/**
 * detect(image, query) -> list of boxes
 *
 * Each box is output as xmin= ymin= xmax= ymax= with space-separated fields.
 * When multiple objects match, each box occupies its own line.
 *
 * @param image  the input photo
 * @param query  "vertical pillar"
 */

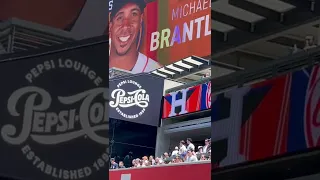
xmin=155 ymin=127 xmax=170 ymax=157
xmin=317 ymin=21 xmax=320 ymax=46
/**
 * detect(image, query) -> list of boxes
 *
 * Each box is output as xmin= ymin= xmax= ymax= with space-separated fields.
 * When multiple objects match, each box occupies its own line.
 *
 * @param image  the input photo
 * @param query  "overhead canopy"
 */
xmin=0 ymin=18 xmax=73 ymax=54
xmin=151 ymin=56 xmax=211 ymax=80
xmin=211 ymin=46 xmax=320 ymax=93
xmin=211 ymin=0 xmax=320 ymax=54
xmin=210 ymin=59 xmax=244 ymax=79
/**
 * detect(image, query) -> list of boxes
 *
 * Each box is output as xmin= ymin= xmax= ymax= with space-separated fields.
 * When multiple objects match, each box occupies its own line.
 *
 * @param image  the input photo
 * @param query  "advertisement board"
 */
xmin=109 ymin=74 xmax=164 ymax=126
xmin=0 ymin=38 xmax=109 ymax=180
xmin=109 ymin=0 xmax=211 ymax=73
xmin=211 ymin=65 xmax=320 ymax=168
xmin=110 ymin=162 xmax=210 ymax=180
xmin=163 ymin=81 xmax=211 ymax=118
xmin=0 ymin=0 xmax=210 ymax=73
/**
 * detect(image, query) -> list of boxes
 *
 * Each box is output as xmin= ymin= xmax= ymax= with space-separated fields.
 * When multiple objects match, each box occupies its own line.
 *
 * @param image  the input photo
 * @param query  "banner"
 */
xmin=110 ymin=162 xmax=210 ymax=180
xmin=211 ymin=65 xmax=320 ymax=168
xmin=109 ymin=74 xmax=164 ymax=126
xmin=163 ymin=81 xmax=211 ymax=118
xmin=0 ymin=0 xmax=210 ymax=73
xmin=0 ymin=39 xmax=109 ymax=180
xmin=109 ymin=0 xmax=211 ymax=73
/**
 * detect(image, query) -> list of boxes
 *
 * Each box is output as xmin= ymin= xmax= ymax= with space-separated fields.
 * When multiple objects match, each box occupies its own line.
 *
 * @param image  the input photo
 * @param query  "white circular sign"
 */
xmin=110 ymin=80 xmax=150 ymax=119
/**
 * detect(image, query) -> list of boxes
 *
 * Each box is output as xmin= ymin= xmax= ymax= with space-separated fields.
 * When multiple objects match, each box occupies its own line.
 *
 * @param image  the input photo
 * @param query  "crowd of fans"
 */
xmin=110 ymin=138 xmax=211 ymax=169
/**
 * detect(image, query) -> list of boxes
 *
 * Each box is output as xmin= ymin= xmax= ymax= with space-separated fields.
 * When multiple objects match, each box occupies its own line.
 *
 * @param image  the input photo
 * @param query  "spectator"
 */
xmin=119 ymin=161 xmax=126 ymax=168
xmin=304 ymin=35 xmax=317 ymax=50
xmin=203 ymin=138 xmax=210 ymax=153
xmin=163 ymin=152 xmax=170 ymax=163
xmin=141 ymin=156 xmax=149 ymax=167
xmin=149 ymin=155 xmax=155 ymax=165
xmin=110 ymin=137 xmax=211 ymax=168
xmin=186 ymin=138 xmax=195 ymax=151
xmin=200 ymin=154 xmax=206 ymax=161
xmin=179 ymin=140 xmax=187 ymax=157
xmin=110 ymin=158 xmax=118 ymax=169
xmin=155 ymin=157 xmax=163 ymax=165
xmin=171 ymin=146 xmax=179 ymax=157
xmin=202 ymin=72 xmax=211 ymax=79
xmin=185 ymin=150 xmax=198 ymax=163
xmin=134 ymin=158 xmax=141 ymax=168
xmin=123 ymin=151 xmax=133 ymax=168
xmin=174 ymin=156 xmax=183 ymax=163
xmin=142 ymin=156 xmax=148 ymax=163
xmin=197 ymin=146 xmax=203 ymax=154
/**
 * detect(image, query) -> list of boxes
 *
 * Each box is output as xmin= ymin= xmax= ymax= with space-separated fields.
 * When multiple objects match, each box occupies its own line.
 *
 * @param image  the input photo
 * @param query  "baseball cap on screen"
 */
xmin=110 ymin=0 xmax=146 ymax=20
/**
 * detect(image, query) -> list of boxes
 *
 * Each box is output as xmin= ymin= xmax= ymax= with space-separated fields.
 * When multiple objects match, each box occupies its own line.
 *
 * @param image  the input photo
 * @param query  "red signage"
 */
xmin=110 ymin=162 xmax=210 ymax=180
xmin=162 ymin=82 xmax=211 ymax=118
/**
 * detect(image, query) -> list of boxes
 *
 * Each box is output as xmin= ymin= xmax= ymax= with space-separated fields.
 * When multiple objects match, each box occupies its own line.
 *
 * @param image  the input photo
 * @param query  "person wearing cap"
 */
xmin=197 ymin=146 xmax=203 ymax=154
xmin=109 ymin=0 xmax=161 ymax=73
xmin=171 ymin=146 xmax=179 ymax=157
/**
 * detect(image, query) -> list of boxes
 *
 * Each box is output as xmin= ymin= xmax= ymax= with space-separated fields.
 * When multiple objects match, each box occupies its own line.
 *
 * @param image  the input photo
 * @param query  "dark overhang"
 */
xmin=0 ymin=18 xmax=74 ymax=54
xmin=211 ymin=46 xmax=320 ymax=94
xmin=211 ymin=59 xmax=244 ymax=79
xmin=212 ymin=0 xmax=320 ymax=55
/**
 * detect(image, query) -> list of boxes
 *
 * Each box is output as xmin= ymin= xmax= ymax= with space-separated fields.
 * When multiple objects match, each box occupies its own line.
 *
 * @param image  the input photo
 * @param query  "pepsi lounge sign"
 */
xmin=109 ymin=74 xmax=164 ymax=126
xmin=0 ymin=39 xmax=109 ymax=180
xmin=110 ymin=79 xmax=150 ymax=119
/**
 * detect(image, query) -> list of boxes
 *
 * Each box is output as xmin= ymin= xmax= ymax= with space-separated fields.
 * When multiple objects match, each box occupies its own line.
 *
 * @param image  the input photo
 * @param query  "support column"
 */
xmin=317 ymin=21 xmax=320 ymax=46
xmin=155 ymin=127 xmax=170 ymax=157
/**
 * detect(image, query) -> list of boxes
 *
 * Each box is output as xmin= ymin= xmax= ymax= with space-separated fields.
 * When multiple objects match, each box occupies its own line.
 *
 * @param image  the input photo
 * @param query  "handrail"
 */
xmin=211 ymin=46 xmax=320 ymax=94
xmin=109 ymin=160 xmax=210 ymax=171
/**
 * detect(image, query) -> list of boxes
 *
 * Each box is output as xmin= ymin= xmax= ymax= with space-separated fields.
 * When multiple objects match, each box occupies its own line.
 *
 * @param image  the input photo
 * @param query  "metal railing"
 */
xmin=109 ymin=160 xmax=210 ymax=171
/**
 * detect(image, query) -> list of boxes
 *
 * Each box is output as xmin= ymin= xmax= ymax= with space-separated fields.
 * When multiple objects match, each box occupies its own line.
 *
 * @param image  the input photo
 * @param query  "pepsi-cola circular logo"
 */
xmin=109 ymin=80 xmax=150 ymax=119
xmin=0 ymin=58 xmax=109 ymax=179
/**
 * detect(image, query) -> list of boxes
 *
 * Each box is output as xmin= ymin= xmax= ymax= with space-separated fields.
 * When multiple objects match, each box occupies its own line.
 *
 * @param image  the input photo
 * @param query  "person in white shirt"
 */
xmin=109 ymin=0 xmax=161 ymax=73
xmin=185 ymin=150 xmax=198 ymax=163
xmin=186 ymin=138 xmax=195 ymax=151
xmin=171 ymin=146 xmax=179 ymax=157
xmin=179 ymin=140 xmax=187 ymax=156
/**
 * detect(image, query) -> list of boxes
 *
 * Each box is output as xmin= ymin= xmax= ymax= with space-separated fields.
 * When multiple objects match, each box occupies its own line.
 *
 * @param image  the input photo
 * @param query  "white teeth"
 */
xmin=119 ymin=36 xmax=130 ymax=42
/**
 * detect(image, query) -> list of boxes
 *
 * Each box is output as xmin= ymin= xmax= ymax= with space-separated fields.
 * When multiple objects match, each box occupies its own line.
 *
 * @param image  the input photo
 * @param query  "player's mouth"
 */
xmin=118 ymin=35 xmax=131 ymax=42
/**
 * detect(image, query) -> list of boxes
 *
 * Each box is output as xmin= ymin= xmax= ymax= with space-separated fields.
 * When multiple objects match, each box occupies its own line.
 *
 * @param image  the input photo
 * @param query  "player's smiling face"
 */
xmin=111 ymin=3 xmax=142 ymax=56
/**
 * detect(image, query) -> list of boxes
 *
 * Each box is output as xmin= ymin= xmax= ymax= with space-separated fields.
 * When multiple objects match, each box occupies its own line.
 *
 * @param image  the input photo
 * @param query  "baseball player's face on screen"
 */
xmin=110 ymin=3 xmax=142 ymax=56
